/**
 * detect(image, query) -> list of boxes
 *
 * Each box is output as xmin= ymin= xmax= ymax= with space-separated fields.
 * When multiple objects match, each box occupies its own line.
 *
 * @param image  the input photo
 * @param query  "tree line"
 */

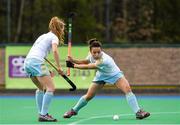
xmin=0 ymin=0 xmax=180 ymax=44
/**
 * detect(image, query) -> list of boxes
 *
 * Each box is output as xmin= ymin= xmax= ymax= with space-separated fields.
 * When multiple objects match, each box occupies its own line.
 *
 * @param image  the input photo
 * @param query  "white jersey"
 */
xmin=86 ymin=51 xmax=121 ymax=78
xmin=26 ymin=32 xmax=59 ymax=61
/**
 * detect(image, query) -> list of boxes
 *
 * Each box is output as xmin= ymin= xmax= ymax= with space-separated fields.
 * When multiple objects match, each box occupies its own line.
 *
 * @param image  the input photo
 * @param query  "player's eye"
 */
xmin=94 ymin=52 xmax=99 ymax=55
xmin=96 ymin=51 xmax=100 ymax=54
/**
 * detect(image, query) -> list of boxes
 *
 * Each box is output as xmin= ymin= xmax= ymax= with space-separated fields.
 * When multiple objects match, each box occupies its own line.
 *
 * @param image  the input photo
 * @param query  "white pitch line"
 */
xmin=67 ymin=111 xmax=180 ymax=125
xmin=67 ymin=113 xmax=133 ymax=125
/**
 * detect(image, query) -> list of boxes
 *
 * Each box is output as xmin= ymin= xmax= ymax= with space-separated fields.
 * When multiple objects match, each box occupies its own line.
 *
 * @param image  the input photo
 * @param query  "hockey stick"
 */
xmin=67 ymin=12 xmax=76 ymax=76
xmin=45 ymin=58 xmax=76 ymax=91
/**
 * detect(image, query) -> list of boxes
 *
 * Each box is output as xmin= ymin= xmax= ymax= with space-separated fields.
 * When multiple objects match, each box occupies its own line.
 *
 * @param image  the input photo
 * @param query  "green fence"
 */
xmin=5 ymin=46 xmax=95 ymax=89
xmin=4 ymin=44 xmax=180 ymax=90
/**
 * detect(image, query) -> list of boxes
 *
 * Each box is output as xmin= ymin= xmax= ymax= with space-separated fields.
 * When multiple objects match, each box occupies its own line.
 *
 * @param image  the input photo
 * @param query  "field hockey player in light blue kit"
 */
xmin=64 ymin=38 xmax=150 ymax=120
xmin=24 ymin=16 xmax=65 ymax=122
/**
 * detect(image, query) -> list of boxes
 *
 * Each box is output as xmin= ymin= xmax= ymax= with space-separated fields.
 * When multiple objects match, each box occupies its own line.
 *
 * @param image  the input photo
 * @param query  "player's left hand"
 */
xmin=66 ymin=60 xmax=75 ymax=68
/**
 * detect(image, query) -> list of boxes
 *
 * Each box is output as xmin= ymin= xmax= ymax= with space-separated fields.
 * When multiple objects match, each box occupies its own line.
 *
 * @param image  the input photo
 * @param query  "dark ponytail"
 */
xmin=87 ymin=38 xmax=102 ymax=50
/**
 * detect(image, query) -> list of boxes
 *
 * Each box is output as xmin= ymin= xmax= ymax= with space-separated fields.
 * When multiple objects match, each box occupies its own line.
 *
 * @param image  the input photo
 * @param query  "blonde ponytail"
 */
xmin=49 ymin=16 xmax=65 ymax=45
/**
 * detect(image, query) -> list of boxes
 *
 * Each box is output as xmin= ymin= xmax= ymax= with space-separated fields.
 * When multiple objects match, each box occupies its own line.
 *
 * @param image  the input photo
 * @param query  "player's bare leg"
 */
xmin=115 ymin=76 xmax=150 ymax=119
xmin=31 ymin=76 xmax=44 ymax=90
xmin=63 ymin=83 xmax=104 ymax=118
xmin=31 ymin=77 xmax=45 ymax=115
xmin=36 ymin=76 xmax=57 ymax=122
xmin=84 ymin=82 xmax=105 ymax=101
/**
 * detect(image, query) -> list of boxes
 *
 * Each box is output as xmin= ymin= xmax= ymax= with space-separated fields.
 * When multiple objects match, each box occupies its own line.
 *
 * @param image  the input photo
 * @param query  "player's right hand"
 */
xmin=49 ymin=70 xmax=55 ymax=77
xmin=57 ymin=67 xmax=64 ymax=75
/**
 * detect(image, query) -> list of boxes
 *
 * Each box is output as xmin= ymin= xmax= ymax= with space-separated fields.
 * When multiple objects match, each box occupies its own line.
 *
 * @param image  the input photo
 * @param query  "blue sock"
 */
xmin=35 ymin=90 xmax=44 ymax=114
xmin=73 ymin=96 xmax=88 ymax=113
xmin=126 ymin=92 xmax=140 ymax=113
xmin=41 ymin=91 xmax=53 ymax=115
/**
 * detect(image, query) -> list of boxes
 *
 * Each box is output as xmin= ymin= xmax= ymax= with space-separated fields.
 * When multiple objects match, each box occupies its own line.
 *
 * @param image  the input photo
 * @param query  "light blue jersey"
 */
xmin=24 ymin=32 xmax=59 ymax=77
xmin=86 ymin=52 xmax=124 ymax=84
xmin=26 ymin=32 xmax=59 ymax=61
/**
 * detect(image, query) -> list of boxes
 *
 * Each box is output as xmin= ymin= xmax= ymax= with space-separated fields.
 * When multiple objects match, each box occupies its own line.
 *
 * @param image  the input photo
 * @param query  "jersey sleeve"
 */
xmin=51 ymin=35 xmax=59 ymax=45
xmin=95 ymin=58 xmax=106 ymax=70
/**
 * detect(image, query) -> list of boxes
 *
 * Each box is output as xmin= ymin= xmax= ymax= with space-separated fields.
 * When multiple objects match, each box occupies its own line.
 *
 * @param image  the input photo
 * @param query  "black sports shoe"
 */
xmin=136 ymin=109 xmax=150 ymax=119
xmin=63 ymin=109 xmax=77 ymax=118
xmin=38 ymin=113 xmax=57 ymax=122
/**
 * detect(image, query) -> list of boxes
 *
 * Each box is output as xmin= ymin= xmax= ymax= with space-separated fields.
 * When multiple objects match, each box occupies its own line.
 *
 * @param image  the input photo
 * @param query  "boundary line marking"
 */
xmin=67 ymin=111 xmax=180 ymax=125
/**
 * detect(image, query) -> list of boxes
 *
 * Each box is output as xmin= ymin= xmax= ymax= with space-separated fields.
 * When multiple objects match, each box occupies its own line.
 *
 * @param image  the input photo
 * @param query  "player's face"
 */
xmin=90 ymin=47 xmax=102 ymax=60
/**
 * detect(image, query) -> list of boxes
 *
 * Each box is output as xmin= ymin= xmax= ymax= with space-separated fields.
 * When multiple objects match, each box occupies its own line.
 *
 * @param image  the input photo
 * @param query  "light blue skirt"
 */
xmin=24 ymin=58 xmax=50 ymax=77
xmin=93 ymin=71 xmax=124 ymax=85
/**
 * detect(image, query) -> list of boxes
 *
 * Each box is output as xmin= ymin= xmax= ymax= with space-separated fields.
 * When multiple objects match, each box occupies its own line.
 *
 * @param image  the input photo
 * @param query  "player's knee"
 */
xmin=37 ymin=87 xmax=44 ymax=91
xmin=127 ymin=85 xmax=132 ymax=91
xmin=46 ymin=87 xmax=55 ymax=92
xmin=123 ymin=85 xmax=132 ymax=94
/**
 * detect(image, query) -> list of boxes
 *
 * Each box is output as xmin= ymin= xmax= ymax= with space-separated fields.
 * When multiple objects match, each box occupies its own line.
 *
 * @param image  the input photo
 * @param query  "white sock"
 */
xmin=35 ymin=90 xmax=44 ymax=114
xmin=126 ymin=92 xmax=140 ymax=113
xmin=41 ymin=91 xmax=53 ymax=115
